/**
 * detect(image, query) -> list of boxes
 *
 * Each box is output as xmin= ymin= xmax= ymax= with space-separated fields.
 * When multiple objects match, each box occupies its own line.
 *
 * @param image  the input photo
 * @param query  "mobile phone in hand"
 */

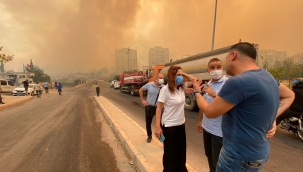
xmin=160 ymin=133 xmax=165 ymax=142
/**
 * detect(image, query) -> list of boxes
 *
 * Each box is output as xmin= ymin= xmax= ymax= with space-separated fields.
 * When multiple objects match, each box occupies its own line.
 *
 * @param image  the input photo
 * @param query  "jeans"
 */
xmin=203 ymin=129 xmax=223 ymax=172
xmin=162 ymin=123 xmax=187 ymax=172
xmin=216 ymin=147 xmax=269 ymax=172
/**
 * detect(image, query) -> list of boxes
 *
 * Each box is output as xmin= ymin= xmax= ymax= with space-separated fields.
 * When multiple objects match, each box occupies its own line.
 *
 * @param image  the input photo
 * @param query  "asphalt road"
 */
xmin=0 ymin=84 xmax=136 ymax=172
xmin=1 ymin=81 xmax=302 ymax=172
xmin=99 ymin=80 xmax=303 ymax=172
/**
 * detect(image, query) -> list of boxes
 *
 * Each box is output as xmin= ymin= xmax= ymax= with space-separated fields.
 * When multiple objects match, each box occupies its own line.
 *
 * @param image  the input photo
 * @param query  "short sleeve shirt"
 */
xmin=23 ymin=81 xmax=29 ymax=87
xmin=202 ymin=75 xmax=228 ymax=137
xmin=142 ymin=82 xmax=162 ymax=106
xmin=34 ymin=84 xmax=41 ymax=90
xmin=219 ymin=70 xmax=279 ymax=160
xmin=158 ymin=85 xmax=185 ymax=127
xmin=43 ymin=82 xmax=49 ymax=88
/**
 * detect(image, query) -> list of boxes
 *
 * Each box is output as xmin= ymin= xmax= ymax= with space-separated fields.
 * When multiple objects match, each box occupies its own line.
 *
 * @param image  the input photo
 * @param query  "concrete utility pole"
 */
xmin=127 ymin=48 xmax=130 ymax=71
xmin=211 ymin=0 xmax=218 ymax=51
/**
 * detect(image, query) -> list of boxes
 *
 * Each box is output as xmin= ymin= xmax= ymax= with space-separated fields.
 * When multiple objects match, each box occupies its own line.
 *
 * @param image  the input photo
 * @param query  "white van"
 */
xmin=0 ymin=79 xmax=15 ymax=93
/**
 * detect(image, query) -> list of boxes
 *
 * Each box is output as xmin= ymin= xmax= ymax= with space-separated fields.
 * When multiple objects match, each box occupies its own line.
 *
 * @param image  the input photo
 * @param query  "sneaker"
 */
xmin=147 ymin=136 xmax=152 ymax=143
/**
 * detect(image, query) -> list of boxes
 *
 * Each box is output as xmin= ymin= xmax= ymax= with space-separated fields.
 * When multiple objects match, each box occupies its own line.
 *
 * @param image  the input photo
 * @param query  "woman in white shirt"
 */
xmin=155 ymin=66 xmax=187 ymax=172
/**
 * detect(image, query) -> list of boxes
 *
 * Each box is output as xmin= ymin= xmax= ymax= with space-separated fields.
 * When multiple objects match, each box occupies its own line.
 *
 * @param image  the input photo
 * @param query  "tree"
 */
xmin=30 ymin=67 xmax=51 ymax=82
xmin=0 ymin=46 xmax=14 ymax=63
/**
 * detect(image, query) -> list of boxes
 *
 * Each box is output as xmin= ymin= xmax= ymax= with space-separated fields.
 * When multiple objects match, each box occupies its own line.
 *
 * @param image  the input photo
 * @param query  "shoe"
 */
xmin=147 ymin=136 xmax=152 ymax=143
xmin=0 ymin=102 xmax=5 ymax=104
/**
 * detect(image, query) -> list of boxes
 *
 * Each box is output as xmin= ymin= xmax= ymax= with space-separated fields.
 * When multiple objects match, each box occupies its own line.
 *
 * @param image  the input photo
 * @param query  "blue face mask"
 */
xmin=176 ymin=76 xmax=183 ymax=85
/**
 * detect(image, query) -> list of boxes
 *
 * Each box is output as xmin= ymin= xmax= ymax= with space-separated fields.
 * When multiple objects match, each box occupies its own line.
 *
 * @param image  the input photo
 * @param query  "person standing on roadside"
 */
xmin=22 ymin=79 xmax=29 ymax=96
xmin=57 ymin=83 xmax=62 ymax=95
xmin=139 ymin=73 xmax=164 ymax=143
xmin=43 ymin=81 xmax=49 ymax=94
xmin=34 ymin=82 xmax=42 ymax=98
xmin=184 ymin=58 xmax=228 ymax=172
xmin=192 ymin=42 xmax=295 ymax=171
xmin=0 ymin=85 xmax=4 ymax=104
xmin=155 ymin=66 xmax=188 ymax=172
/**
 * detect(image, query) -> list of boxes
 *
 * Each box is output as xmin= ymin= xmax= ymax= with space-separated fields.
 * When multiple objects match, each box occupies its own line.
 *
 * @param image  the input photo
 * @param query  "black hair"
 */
xmin=230 ymin=42 xmax=257 ymax=60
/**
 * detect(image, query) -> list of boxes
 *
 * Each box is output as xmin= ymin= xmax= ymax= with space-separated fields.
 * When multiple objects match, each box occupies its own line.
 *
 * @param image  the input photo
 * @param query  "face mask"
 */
xmin=158 ymin=79 xmax=164 ymax=84
xmin=176 ymin=76 xmax=183 ymax=85
xmin=210 ymin=70 xmax=223 ymax=80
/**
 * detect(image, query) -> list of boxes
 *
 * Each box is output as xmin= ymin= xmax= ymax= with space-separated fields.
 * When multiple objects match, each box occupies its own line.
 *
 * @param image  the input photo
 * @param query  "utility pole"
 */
xmin=211 ymin=0 xmax=218 ymax=51
xmin=127 ymin=48 xmax=130 ymax=71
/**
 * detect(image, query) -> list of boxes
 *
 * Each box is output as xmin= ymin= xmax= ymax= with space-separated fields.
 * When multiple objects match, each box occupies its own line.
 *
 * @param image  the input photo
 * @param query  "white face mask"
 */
xmin=158 ymin=79 xmax=164 ymax=84
xmin=209 ymin=70 xmax=223 ymax=80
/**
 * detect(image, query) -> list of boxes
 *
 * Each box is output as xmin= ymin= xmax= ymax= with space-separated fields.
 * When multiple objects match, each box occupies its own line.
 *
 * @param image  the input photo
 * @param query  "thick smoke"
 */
xmin=1 ymin=0 xmax=302 ymax=75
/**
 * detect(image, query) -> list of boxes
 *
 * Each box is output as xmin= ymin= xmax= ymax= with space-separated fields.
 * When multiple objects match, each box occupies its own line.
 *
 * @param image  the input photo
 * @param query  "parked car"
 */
xmin=12 ymin=84 xmax=43 ymax=96
xmin=113 ymin=81 xmax=120 ymax=89
xmin=0 ymin=79 xmax=15 ymax=93
xmin=110 ymin=80 xmax=118 ymax=88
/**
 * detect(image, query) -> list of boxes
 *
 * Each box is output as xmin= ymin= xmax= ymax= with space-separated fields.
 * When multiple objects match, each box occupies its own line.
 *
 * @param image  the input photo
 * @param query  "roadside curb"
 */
xmin=0 ymin=96 xmax=33 ymax=111
xmin=95 ymin=96 xmax=157 ymax=172
xmin=94 ymin=96 xmax=197 ymax=172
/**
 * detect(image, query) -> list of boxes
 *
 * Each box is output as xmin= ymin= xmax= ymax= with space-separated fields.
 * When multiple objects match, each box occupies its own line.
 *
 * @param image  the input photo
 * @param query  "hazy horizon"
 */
xmin=1 ymin=0 xmax=302 ymax=76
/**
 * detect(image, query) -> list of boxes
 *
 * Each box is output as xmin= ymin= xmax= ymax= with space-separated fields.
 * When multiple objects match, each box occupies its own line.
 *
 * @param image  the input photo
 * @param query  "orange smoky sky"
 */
xmin=1 ymin=0 xmax=302 ymax=76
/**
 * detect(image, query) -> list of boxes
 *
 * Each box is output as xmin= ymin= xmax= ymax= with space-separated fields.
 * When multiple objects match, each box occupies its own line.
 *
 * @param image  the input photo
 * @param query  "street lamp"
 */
xmin=211 ymin=0 xmax=218 ymax=51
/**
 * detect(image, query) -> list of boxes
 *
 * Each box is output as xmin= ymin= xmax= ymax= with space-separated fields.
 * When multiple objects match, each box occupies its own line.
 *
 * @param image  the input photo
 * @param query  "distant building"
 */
xmin=115 ymin=48 xmax=137 ymax=74
xmin=0 ymin=72 xmax=33 ymax=85
xmin=149 ymin=46 xmax=169 ymax=67
xmin=259 ymin=50 xmax=287 ymax=67
xmin=282 ymin=53 xmax=303 ymax=64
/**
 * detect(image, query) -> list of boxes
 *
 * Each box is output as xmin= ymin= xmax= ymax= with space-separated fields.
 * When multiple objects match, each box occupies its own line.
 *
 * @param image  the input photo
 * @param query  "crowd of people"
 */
xmin=21 ymin=79 xmax=63 ymax=98
xmin=139 ymin=42 xmax=298 ymax=172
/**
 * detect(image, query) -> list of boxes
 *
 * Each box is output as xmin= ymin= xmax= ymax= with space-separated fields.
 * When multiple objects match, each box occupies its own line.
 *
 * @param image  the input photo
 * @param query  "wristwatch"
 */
xmin=192 ymin=90 xmax=201 ymax=96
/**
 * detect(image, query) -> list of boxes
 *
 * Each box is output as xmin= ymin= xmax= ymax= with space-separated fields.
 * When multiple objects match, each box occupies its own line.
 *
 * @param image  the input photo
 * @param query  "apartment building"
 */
xmin=115 ymin=48 xmax=138 ymax=74
xmin=149 ymin=46 xmax=169 ymax=67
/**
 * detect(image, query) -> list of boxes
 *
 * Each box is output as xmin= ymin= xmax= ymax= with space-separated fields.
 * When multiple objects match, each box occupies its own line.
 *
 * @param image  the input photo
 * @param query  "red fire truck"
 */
xmin=119 ymin=65 xmax=165 ymax=96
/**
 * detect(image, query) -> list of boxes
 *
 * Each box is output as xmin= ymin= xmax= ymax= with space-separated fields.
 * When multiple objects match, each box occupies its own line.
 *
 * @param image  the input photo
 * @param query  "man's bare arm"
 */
xmin=195 ymin=94 xmax=234 ymax=118
xmin=266 ymin=83 xmax=294 ymax=138
xmin=276 ymin=83 xmax=295 ymax=117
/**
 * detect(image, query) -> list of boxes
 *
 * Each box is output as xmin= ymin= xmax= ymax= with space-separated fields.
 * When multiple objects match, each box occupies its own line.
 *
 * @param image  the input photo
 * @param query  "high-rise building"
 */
xmin=149 ymin=46 xmax=169 ymax=67
xmin=259 ymin=50 xmax=287 ymax=67
xmin=279 ymin=53 xmax=303 ymax=64
xmin=115 ymin=48 xmax=137 ymax=73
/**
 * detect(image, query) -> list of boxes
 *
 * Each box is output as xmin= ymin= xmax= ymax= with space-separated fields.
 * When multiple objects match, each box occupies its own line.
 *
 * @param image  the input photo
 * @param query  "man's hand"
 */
xmin=192 ymin=79 xmax=204 ymax=91
xmin=155 ymin=127 xmax=163 ymax=139
xmin=266 ymin=121 xmax=277 ymax=138
xmin=184 ymin=88 xmax=194 ymax=94
xmin=197 ymin=121 xmax=203 ymax=133
xmin=203 ymin=83 xmax=216 ymax=97
xmin=141 ymin=99 xmax=149 ymax=106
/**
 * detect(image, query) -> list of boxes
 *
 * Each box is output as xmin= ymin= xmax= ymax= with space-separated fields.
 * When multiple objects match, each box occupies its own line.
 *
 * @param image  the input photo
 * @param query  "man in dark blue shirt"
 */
xmin=192 ymin=42 xmax=295 ymax=171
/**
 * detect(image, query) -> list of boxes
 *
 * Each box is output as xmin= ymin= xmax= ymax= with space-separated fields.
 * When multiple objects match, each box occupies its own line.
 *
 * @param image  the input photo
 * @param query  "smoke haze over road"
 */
xmin=1 ymin=0 xmax=302 ymax=75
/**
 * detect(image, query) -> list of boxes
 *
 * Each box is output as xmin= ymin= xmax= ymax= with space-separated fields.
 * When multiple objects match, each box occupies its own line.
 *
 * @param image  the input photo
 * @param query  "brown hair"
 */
xmin=167 ymin=66 xmax=182 ymax=93
xmin=208 ymin=58 xmax=223 ymax=66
